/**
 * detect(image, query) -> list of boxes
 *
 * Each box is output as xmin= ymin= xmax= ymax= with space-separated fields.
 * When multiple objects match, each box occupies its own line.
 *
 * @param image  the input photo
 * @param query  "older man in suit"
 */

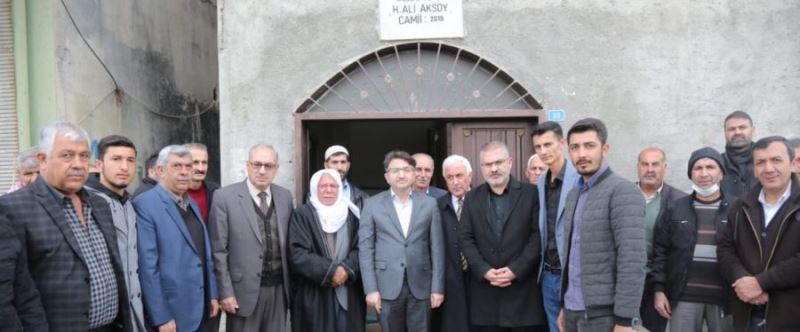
xmin=460 ymin=141 xmax=545 ymax=332
xmin=209 ymin=144 xmax=294 ymax=331
xmin=0 ymin=122 xmax=132 ymax=332
xmin=433 ymin=154 xmax=473 ymax=332
xmin=134 ymin=145 xmax=219 ymax=332
xmin=359 ymin=150 xmax=445 ymax=332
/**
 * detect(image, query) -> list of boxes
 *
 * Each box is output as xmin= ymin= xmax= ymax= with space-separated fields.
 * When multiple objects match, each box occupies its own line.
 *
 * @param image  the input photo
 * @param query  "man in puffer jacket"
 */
xmin=557 ymin=118 xmax=647 ymax=332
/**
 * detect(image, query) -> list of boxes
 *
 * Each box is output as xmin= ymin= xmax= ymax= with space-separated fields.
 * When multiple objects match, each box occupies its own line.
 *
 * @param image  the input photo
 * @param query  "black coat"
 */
xmin=432 ymin=194 xmax=470 ymax=332
xmin=288 ymin=204 xmax=365 ymax=332
xmin=350 ymin=184 xmax=370 ymax=211
xmin=718 ymin=178 xmax=800 ymax=331
xmin=0 ymin=213 xmax=47 ymax=332
xmin=0 ymin=177 xmax=132 ymax=332
xmin=651 ymin=193 xmax=734 ymax=305
xmin=459 ymin=178 xmax=545 ymax=327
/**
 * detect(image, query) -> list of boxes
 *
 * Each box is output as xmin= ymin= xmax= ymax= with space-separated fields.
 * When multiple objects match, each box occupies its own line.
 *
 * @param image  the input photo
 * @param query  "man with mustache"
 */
xmin=135 ymin=145 xmax=220 ymax=332
xmin=186 ymin=143 xmax=220 ymax=223
xmin=525 ymin=154 xmax=547 ymax=185
xmin=133 ymin=153 xmax=160 ymax=198
xmin=0 ymin=122 xmax=132 ymax=331
xmin=324 ymin=145 xmax=370 ymax=210
xmin=636 ymin=147 xmax=687 ymax=331
xmin=720 ymin=111 xmax=757 ymax=198
xmin=413 ymin=153 xmax=448 ymax=199
xmin=87 ymin=135 xmax=146 ymax=331
xmin=6 ymin=148 xmax=39 ymax=194
xmin=557 ymin=118 xmax=646 ymax=332
xmin=460 ymin=141 xmax=545 ymax=331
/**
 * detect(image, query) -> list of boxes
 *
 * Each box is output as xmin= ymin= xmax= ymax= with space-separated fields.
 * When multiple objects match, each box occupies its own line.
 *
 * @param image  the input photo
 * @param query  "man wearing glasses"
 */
xmin=460 ymin=141 xmax=545 ymax=331
xmin=207 ymin=144 xmax=294 ymax=331
xmin=359 ymin=150 xmax=445 ymax=332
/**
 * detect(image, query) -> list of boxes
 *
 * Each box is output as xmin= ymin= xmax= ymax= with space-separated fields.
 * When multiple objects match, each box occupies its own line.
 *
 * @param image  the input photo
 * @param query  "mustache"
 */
xmin=67 ymin=170 xmax=87 ymax=177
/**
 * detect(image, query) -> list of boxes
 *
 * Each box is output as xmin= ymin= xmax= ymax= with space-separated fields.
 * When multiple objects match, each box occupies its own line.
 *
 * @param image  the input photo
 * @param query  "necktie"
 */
xmin=258 ymin=192 xmax=269 ymax=216
xmin=456 ymin=198 xmax=464 ymax=221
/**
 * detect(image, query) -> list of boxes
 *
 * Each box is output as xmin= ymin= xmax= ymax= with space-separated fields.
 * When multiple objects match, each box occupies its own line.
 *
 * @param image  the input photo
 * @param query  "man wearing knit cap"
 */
xmin=720 ymin=111 xmax=757 ymax=198
xmin=324 ymin=145 xmax=370 ymax=210
xmin=651 ymin=147 xmax=734 ymax=332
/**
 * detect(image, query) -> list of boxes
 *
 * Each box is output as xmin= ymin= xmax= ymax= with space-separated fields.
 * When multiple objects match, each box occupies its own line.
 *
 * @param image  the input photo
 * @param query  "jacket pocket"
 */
xmin=231 ymin=272 xmax=243 ymax=282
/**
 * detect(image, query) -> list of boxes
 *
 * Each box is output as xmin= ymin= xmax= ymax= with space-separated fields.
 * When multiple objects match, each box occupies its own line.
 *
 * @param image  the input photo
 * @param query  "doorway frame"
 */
xmin=293 ymin=109 xmax=545 ymax=198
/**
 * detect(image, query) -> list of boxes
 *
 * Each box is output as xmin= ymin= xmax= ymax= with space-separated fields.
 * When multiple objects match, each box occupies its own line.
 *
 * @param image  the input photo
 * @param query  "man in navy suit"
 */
xmin=135 ymin=145 xmax=219 ymax=332
xmin=413 ymin=153 xmax=448 ymax=199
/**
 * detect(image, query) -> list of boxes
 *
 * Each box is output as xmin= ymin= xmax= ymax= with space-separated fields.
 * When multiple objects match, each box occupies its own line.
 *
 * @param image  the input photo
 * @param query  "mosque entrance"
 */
xmin=294 ymin=42 xmax=543 ymax=198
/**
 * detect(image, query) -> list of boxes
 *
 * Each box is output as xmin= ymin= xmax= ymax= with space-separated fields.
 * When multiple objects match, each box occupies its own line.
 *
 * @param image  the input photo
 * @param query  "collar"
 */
xmin=246 ymin=178 xmax=272 ymax=200
xmin=758 ymin=183 xmax=792 ymax=207
xmin=44 ymin=181 xmax=90 ymax=203
xmin=390 ymin=188 xmax=413 ymax=202
xmin=87 ymin=175 xmax=130 ymax=204
xmin=579 ymin=164 xmax=609 ymax=190
xmin=160 ymin=183 xmax=189 ymax=207
xmin=451 ymin=194 xmax=464 ymax=209
xmin=637 ymin=182 xmax=663 ymax=201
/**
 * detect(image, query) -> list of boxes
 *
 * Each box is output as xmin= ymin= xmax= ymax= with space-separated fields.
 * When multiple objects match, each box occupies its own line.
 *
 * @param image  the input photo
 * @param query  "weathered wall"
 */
xmin=53 ymin=0 xmax=219 ymax=183
xmin=219 ymin=0 xmax=800 ymax=193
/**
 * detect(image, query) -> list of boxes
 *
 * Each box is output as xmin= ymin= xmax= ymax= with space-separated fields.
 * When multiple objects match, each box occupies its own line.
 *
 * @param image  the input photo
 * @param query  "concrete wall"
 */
xmin=50 ymin=0 xmax=219 ymax=183
xmin=219 ymin=0 xmax=800 ymax=194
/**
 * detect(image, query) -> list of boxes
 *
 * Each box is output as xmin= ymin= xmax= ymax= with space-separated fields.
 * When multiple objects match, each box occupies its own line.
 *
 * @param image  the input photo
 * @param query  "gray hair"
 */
xmin=248 ymin=143 xmax=279 ymax=161
xmin=157 ymin=145 xmax=193 ymax=167
xmin=442 ymin=154 xmax=472 ymax=175
xmin=39 ymin=121 xmax=91 ymax=156
xmin=17 ymin=147 xmax=40 ymax=170
xmin=526 ymin=154 xmax=540 ymax=168
xmin=184 ymin=142 xmax=208 ymax=152
xmin=480 ymin=141 xmax=510 ymax=157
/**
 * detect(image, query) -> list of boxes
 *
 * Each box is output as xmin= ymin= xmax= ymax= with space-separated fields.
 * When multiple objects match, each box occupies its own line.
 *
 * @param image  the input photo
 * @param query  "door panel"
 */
xmin=449 ymin=121 xmax=536 ymax=187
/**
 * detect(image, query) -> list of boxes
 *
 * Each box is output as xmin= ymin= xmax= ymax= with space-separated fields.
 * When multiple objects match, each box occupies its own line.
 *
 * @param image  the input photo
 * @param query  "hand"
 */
xmin=654 ymin=291 xmax=671 ymax=319
xmin=750 ymin=292 xmax=769 ymax=305
xmin=158 ymin=320 xmax=176 ymax=332
xmin=366 ymin=292 xmax=382 ymax=314
xmin=430 ymin=293 xmax=444 ymax=308
xmin=733 ymin=276 xmax=763 ymax=302
xmin=612 ymin=325 xmax=632 ymax=332
xmin=209 ymin=299 xmax=220 ymax=318
xmin=220 ymin=296 xmax=239 ymax=314
xmin=557 ymin=309 xmax=565 ymax=332
xmin=331 ymin=266 xmax=349 ymax=288
xmin=484 ymin=268 xmax=513 ymax=287
xmin=495 ymin=267 xmax=516 ymax=284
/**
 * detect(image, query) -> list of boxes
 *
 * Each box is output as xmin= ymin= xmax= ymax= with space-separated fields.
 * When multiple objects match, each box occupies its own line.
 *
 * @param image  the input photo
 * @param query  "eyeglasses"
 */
xmin=386 ymin=166 xmax=414 ymax=174
xmin=480 ymin=158 xmax=508 ymax=168
xmin=249 ymin=161 xmax=278 ymax=171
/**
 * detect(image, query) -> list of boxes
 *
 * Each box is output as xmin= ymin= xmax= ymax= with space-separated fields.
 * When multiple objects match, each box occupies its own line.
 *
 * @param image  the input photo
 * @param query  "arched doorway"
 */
xmin=294 ymin=42 xmax=544 ymax=198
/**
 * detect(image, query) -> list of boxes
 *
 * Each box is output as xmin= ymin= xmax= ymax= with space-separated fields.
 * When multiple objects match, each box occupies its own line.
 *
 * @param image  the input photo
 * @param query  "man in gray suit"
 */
xmin=208 ymin=144 xmax=294 ymax=331
xmin=359 ymin=150 xmax=445 ymax=332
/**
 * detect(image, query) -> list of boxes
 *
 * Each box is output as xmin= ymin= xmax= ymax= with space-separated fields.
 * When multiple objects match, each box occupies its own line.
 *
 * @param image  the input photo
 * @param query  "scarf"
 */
xmin=309 ymin=169 xmax=360 ymax=233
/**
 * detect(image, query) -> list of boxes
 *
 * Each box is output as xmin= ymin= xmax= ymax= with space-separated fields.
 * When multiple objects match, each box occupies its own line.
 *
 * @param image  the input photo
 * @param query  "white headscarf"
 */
xmin=309 ymin=169 xmax=360 ymax=233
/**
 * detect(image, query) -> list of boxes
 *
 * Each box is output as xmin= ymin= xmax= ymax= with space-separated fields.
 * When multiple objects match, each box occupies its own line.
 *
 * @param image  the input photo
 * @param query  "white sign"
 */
xmin=379 ymin=0 xmax=464 ymax=41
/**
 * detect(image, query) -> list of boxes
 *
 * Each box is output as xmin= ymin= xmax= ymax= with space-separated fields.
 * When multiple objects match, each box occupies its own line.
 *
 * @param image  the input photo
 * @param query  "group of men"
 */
xmin=1 ymin=110 xmax=799 ymax=332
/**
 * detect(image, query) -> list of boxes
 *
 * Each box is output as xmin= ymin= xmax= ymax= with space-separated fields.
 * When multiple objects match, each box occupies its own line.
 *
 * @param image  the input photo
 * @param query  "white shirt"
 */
xmin=758 ymin=184 xmax=792 ymax=227
xmin=391 ymin=189 xmax=413 ymax=238
xmin=247 ymin=179 xmax=272 ymax=209
xmin=638 ymin=183 xmax=663 ymax=204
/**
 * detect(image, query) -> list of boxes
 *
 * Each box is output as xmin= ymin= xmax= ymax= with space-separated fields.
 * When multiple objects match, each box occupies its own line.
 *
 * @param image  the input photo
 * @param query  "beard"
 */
xmin=727 ymin=137 xmax=751 ymax=149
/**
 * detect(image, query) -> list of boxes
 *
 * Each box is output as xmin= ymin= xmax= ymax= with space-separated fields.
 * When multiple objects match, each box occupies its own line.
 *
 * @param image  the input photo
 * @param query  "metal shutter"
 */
xmin=0 ymin=0 xmax=19 ymax=192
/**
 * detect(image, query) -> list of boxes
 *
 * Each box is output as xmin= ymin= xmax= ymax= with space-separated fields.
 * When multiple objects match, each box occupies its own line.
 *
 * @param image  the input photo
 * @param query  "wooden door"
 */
xmin=448 ymin=121 xmax=536 ymax=187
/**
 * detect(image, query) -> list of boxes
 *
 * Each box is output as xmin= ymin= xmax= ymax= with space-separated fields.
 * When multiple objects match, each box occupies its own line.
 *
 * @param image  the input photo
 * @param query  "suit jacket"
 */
xmin=0 ymin=212 xmax=47 ymax=332
xmin=208 ymin=180 xmax=293 ymax=317
xmin=358 ymin=190 xmax=445 ymax=300
xmin=433 ymin=194 xmax=470 ymax=332
xmin=425 ymin=186 xmax=448 ymax=199
xmin=0 ymin=177 xmax=132 ymax=332
xmin=134 ymin=184 xmax=219 ymax=331
xmin=350 ymin=182 xmax=370 ymax=211
xmin=460 ymin=177 xmax=545 ymax=327
xmin=536 ymin=161 xmax=580 ymax=281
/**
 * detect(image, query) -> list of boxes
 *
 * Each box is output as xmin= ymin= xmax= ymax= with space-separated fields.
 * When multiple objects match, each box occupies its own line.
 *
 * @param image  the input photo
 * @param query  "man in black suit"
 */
xmin=460 ymin=141 xmax=545 ymax=332
xmin=0 ymin=212 xmax=47 ymax=331
xmin=0 ymin=122 xmax=131 ymax=332
xmin=434 ymin=154 xmax=474 ymax=332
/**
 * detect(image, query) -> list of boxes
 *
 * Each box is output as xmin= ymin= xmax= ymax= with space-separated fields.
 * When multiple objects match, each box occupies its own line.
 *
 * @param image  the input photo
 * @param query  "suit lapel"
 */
xmin=237 ymin=181 xmax=264 ymax=245
xmin=499 ymin=179 xmax=523 ymax=234
xmin=272 ymin=186 xmax=289 ymax=257
xmin=33 ymin=180 xmax=87 ymax=265
xmin=407 ymin=193 xmax=422 ymax=238
xmin=383 ymin=193 xmax=405 ymax=237
xmin=158 ymin=187 xmax=200 ymax=255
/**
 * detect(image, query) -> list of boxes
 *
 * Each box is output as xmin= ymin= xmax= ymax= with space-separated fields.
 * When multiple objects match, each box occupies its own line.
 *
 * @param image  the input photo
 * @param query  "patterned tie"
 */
xmin=456 ymin=197 xmax=468 ymax=271
xmin=258 ymin=192 xmax=269 ymax=216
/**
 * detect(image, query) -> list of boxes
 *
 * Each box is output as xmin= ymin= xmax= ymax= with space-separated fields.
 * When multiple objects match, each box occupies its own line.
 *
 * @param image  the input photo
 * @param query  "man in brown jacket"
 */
xmin=718 ymin=136 xmax=800 ymax=331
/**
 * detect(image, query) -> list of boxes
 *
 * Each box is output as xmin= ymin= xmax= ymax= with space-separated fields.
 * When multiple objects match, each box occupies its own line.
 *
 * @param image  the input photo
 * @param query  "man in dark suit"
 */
xmin=460 ymin=141 xmax=545 ymax=332
xmin=0 ymin=121 xmax=132 ymax=332
xmin=413 ymin=153 xmax=448 ymax=199
xmin=434 ymin=154 xmax=473 ymax=332
xmin=0 ymin=212 xmax=47 ymax=331
xmin=209 ymin=144 xmax=294 ymax=331
xmin=359 ymin=150 xmax=445 ymax=332
xmin=134 ymin=145 xmax=219 ymax=332
xmin=324 ymin=145 xmax=370 ymax=210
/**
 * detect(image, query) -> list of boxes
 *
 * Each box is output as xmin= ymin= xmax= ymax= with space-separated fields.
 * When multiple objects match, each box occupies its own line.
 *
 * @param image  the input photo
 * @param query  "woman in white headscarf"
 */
xmin=288 ymin=169 xmax=365 ymax=332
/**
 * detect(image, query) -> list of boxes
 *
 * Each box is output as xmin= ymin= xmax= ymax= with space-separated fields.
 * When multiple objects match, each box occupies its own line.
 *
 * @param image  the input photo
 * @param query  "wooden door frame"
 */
xmin=293 ymin=109 xmax=544 ymax=199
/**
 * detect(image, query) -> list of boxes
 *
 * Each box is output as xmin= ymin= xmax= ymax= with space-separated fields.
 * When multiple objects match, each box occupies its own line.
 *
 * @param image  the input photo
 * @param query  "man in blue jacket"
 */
xmin=135 ymin=145 xmax=219 ymax=332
